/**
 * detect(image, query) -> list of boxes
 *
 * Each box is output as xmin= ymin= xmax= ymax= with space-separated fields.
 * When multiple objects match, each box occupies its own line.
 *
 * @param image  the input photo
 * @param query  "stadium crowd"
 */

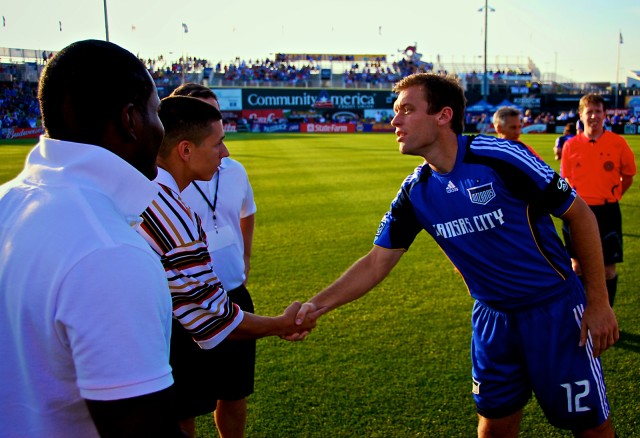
xmin=1 ymin=53 xmax=639 ymax=138
xmin=221 ymin=57 xmax=316 ymax=83
xmin=141 ymin=55 xmax=212 ymax=86
xmin=0 ymin=81 xmax=40 ymax=130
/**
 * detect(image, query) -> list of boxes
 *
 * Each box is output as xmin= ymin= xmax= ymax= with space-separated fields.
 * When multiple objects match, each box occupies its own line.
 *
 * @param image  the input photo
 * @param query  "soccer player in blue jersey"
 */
xmin=295 ymin=73 xmax=619 ymax=437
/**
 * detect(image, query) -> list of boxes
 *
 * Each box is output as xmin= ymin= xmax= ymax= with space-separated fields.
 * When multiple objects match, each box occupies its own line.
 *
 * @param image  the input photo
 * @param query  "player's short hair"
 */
xmin=171 ymin=83 xmax=218 ymax=101
xmin=393 ymin=73 xmax=466 ymax=134
xmin=38 ymin=39 xmax=154 ymax=144
xmin=157 ymin=96 xmax=223 ymax=158
xmin=492 ymin=106 xmax=521 ymax=128
xmin=578 ymin=93 xmax=606 ymax=114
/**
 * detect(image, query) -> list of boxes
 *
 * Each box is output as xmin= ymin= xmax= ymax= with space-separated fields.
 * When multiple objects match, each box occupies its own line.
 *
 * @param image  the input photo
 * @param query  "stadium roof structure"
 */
xmin=496 ymin=99 xmax=524 ymax=112
xmin=627 ymin=70 xmax=640 ymax=87
xmin=0 ymin=47 xmax=56 ymax=63
xmin=466 ymin=99 xmax=496 ymax=114
xmin=277 ymin=53 xmax=387 ymax=62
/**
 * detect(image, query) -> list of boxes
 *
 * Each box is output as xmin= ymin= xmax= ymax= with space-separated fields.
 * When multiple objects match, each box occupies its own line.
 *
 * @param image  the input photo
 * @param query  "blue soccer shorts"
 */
xmin=470 ymin=278 xmax=610 ymax=430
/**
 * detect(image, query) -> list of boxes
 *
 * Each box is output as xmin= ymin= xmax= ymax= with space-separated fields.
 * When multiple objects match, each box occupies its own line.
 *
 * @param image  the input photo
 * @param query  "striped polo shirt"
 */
xmin=138 ymin=168 xmax=243 ymax=349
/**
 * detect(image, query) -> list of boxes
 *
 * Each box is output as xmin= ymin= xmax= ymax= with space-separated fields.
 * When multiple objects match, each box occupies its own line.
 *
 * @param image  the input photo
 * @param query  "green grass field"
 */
xmin=1 ymin=133 xmax=639 ymax=437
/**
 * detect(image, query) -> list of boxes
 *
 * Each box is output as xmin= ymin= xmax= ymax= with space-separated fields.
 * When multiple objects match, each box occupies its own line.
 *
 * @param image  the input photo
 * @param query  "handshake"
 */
xmin=275 ymin=301 xmax=327 ymax=341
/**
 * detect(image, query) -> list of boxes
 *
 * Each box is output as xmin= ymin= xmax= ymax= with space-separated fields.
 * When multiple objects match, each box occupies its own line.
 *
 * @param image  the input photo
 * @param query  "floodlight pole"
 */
xmin=483 ymin=0 xmax=488 ymax=101
xmin=615 ymin=33 xmax=621 ymax=109
xmin=479 ymin=1 xmax=494 ymax=101
xmin=103 ymin=0 xmax=110 ymax=41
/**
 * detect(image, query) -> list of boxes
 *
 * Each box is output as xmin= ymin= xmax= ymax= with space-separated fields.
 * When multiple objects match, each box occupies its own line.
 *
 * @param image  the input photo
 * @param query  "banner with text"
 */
xmin=300 ymin=123 xmax=356 ymax=133
xmin=242 ymin=88 xmax=395 ymax=111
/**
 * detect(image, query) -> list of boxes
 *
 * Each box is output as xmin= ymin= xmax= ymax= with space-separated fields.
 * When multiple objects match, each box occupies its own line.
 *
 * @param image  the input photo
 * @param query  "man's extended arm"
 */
xmin=294 ymin=246 xmax=405 ymax=325
xmin=228 ymin=300 xmax=316 ymax=341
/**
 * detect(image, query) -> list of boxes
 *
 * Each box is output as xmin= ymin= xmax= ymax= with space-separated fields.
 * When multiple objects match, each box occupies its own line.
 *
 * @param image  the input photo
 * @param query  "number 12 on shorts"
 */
xmin=560 ymin=380 xmax=591 ymax=412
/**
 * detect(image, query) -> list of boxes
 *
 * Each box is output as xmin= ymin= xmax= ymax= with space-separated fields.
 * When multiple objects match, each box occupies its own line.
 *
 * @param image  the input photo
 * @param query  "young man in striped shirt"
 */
xmin=136 ymin=96 xmax=314 ymax=436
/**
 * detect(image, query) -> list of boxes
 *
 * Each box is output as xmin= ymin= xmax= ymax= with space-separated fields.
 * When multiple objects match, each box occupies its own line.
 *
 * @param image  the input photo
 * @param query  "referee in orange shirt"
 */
xmin=561 ymin=93 xmax=637 ymax=307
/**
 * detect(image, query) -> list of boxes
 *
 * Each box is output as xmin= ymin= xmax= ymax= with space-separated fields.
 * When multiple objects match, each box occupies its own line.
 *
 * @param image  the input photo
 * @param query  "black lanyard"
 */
xmin=192 ymin=173 xmax=219 ymax=232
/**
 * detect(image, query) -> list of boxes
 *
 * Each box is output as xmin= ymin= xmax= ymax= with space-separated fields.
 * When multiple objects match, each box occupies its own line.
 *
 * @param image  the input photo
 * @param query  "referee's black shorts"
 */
xmin=562 ymin=201 xmax=623 ymax=265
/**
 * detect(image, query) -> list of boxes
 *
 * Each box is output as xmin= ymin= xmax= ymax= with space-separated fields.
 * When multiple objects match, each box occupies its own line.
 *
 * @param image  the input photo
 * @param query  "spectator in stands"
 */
xmin=554 ymin=122 xmax=576 ymax=161
xmin=0 ymin=39 xmax=184 ymax=437
xmin=611 ymin=111 xmax=621 ymax=125
xmin=0 ymin=82 xmax=41 ymax=133
xmin=561 ymin=93 xmax=637 ymax=308
xmin=476 ymin=112 xmax=489 ymax=133
xmin=492 ymin=106 xmax=542 ymax=158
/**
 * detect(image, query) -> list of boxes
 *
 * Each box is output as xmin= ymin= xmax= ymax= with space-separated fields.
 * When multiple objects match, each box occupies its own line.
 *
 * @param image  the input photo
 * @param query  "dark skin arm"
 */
xmin=86 ymin=387 xmax=185 ymax=438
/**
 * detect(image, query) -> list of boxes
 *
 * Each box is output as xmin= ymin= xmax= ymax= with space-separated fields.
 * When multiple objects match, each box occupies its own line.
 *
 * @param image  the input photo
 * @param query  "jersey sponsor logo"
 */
xmin=467 ymin=183 xmax=496 ymax=205
xmin=432 ymin=209 xmax=505 ymax=239
xmin=603 ymin=161 xmax=615 ymax=172
xmin=446 ymin=180 xmax=459 ymax=193
xmin=375 ymin=215 xmax=388 ymax=238
xmin=557 ymin=178 xmax=570 ymax=192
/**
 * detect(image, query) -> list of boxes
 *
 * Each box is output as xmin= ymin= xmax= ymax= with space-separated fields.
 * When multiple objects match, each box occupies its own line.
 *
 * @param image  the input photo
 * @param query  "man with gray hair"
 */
xmin=492 ymin=106 xmax=542 ymax=158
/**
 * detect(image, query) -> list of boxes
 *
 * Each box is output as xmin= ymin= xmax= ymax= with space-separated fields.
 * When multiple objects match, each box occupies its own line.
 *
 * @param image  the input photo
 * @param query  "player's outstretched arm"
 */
xmin=562 ymin=196 xmax=619 ymax=357
xmin=295 ymin=246 xmax=404 ymax=326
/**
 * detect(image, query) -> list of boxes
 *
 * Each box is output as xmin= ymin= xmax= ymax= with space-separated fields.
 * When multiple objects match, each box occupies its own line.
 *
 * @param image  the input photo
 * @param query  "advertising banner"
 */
xmin=248 ymin=122 xmax=291 ymax=133
xmin=370 ymin=123 xmax=395 ymax=133
xmin=241 ymin=109 xmax=284 ymax=124
xmin=243 ymin=88 xmax=395 ymax=111
xmin=223 ymin=123 xmax=237 ymax=133
xmin=2 ymin=126 xmax=44 ymax=139
xmin=212 ymin=88 xmax=243 ymax=111
xmin=300 ymin=123 xmax=356 ymax=133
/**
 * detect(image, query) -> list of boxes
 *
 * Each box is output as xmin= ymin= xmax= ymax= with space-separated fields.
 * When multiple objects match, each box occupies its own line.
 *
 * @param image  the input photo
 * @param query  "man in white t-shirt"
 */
xmin=0 ymin=40 xmax=183 ymax=437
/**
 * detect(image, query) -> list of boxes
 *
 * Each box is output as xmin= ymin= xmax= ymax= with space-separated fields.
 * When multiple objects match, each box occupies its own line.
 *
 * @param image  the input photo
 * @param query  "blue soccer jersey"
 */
xmin=374 ymin=134 xmax=577 ymax=311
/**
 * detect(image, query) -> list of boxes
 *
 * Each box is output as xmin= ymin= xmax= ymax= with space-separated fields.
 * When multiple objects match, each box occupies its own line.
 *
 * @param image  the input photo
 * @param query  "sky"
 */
xmin=1 ymin=0 xmax=639 ymax=84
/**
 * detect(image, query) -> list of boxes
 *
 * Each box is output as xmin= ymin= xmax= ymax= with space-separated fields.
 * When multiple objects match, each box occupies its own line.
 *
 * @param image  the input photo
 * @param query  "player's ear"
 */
xmin=177 ymin=140 xmax=193 ymax=161
xmin=437 ymin=107 xmax=453 ymax=126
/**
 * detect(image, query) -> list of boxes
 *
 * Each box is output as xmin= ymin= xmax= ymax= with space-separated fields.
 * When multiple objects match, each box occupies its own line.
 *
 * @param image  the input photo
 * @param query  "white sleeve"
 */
xmin=239 ymin=167 xmax=257 ymax=218
xmin=56 ymin=245 xmax=174 ymax=401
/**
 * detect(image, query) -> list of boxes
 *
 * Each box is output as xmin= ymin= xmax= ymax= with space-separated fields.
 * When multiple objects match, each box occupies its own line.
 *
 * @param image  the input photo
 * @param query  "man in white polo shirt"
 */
xmin=0 ymin=40 xmax=182 ymax=437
